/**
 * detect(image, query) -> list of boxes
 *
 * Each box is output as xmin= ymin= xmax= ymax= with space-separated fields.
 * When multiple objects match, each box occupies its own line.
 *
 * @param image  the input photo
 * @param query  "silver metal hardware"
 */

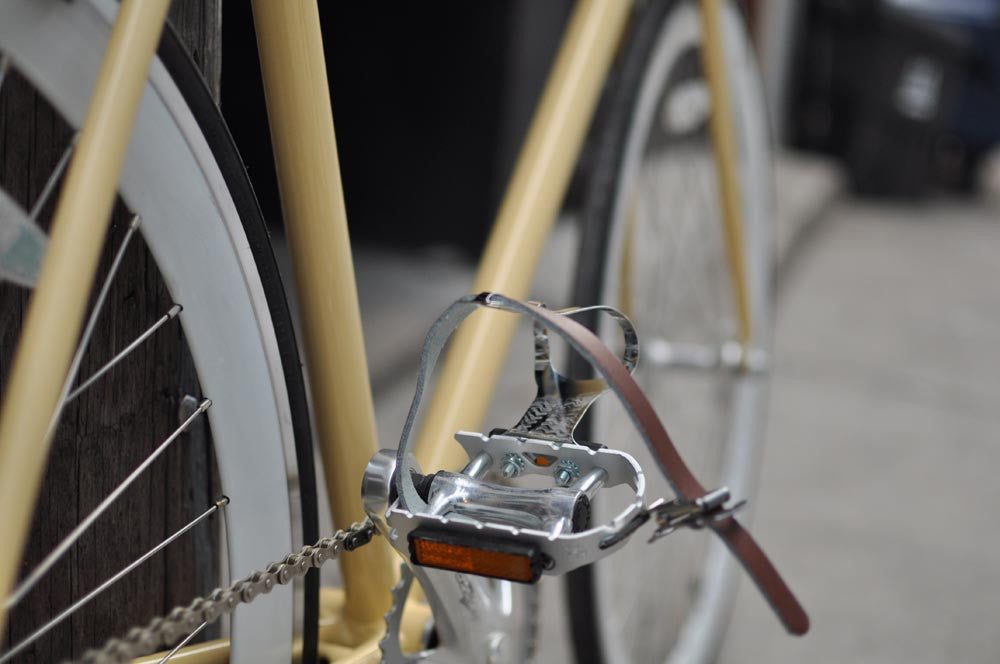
xmin=646 ymin=488 xmax=746 ymax=543
xmin=461 ymin=451 xmax=493 ymax=479
xmin=553 ymin=459 xmax=580 ymax=487
xmin=572 ymin=467 xmax=608 ymax=500
xmin=499 ymin=452 xmax=525 ymax=479
xmin=424 ymin=471 xmax=584 ymax=535
xmin=507 ymin=305 xmax=638 ymax=443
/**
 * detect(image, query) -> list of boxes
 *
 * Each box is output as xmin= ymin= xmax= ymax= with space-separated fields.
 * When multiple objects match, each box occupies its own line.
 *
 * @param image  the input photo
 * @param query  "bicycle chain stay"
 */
xmin=70 ymin=519 xmax=377 ymax=664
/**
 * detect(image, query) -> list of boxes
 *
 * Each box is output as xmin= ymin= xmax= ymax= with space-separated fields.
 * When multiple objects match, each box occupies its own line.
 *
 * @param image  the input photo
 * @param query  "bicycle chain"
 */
xmin=71 ymin=518 xmax=377 ymax=664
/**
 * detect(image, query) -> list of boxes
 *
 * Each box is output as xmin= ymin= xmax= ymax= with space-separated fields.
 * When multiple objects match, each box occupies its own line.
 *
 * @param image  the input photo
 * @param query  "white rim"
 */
xmin=591 ymin=2 xmax=774 ymax=663
xmin=0 ymin=1 xmax=300 ymax=660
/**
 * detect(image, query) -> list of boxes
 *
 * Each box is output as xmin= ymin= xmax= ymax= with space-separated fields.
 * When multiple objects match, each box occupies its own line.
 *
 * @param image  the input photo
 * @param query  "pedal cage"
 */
xmin=364 ymin=300 xmax=657 ymax=582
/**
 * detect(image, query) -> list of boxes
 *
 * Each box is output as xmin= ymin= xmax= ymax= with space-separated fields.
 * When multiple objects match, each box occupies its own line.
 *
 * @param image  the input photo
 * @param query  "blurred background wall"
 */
xmin=220 ymin=0 xmax=1000 ymax=248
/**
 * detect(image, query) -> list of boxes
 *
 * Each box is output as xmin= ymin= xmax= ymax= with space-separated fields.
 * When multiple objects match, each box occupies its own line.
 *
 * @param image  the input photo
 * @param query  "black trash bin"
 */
xmin=846 ymin=4 xmax=970 ymax=196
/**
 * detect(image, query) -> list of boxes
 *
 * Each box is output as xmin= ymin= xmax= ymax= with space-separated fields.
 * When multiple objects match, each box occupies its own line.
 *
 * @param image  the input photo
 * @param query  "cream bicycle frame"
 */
xmin=0 ymin=0 xmax=749 ymax=660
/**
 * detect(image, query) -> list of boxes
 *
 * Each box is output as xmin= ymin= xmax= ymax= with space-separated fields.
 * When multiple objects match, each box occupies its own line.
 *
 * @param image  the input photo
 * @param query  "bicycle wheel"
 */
xmin=567 ymin=1 xmax=774 ymax=663
xmin=0 ymin=1 xmax=317 ymax=661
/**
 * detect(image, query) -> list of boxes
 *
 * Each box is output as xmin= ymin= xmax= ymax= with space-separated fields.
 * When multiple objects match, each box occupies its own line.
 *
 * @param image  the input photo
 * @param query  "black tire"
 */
xmin=565 ymin=5 xmax=679 ymax=661
xmin=566 ymin=1 xmax=774 ymax=662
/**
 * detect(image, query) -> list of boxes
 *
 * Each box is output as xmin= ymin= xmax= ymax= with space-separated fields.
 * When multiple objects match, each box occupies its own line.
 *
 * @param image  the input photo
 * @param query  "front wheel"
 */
xmin=567 ymin=1 xmax=775 ymax=662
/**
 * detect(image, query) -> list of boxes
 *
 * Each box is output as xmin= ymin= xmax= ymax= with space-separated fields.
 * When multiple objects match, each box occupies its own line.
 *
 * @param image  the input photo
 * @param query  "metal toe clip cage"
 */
xmin=364 ymin=295 xmax=812 ymax=639
xmin=363 ymin=293 xmax=653 ymax=584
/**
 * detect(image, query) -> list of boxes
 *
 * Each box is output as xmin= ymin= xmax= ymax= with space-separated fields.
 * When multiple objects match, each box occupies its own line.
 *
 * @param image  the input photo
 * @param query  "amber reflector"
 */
xmin=411 ymin=537 xmax=536 ymax=583
xmin=528 ymin=453 xmax=556 ymax=467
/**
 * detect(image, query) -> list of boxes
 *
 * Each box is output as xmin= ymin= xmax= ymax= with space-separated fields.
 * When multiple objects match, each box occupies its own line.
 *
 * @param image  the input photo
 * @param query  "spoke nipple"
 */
xmin=168 ymin=303 xmax=183 ymax=318
xmin=128 ymin=214 xmax=141 ymax=229
xmin=217 ymin=495 xmax=230 ymax=509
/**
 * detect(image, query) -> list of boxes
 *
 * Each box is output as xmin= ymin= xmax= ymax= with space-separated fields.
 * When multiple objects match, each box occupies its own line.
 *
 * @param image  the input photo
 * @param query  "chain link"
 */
xmin=69 ymin=518 xmax=377 ymax=664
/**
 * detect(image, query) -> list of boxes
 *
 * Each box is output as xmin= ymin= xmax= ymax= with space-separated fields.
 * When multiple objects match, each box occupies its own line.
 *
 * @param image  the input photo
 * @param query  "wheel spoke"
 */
xmin=0 ymin=496 xmax=227 ymax=663
xmin=158 ymin=621 xmax=208 ymax=663
xmin=5 ymin=399 xmax=212 ymax=610
xmin=46 ymin=214 xmax=141 ymax=438
xmin=28 ymin=132 xmax=79 ymax=221
xmin=65 ymin=302 xmax=182 ymax=403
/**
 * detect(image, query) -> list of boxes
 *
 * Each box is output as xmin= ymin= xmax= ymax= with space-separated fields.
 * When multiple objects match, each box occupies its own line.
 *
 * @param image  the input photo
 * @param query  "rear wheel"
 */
xmin=567 ymin=2 xmax=775 ymax=662
xmin=0 ymin=1 xmax=317 ymax=661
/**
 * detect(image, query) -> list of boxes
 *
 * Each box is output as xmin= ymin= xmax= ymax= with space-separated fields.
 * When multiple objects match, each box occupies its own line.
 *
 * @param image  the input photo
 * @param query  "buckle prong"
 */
xmin=647 ymin=487 xmax=746 ymax=543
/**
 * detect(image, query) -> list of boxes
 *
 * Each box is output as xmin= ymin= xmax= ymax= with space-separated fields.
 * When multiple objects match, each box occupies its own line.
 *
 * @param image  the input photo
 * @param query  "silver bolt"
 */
xmin=500 ymin=453 xmax=525 ymax=479
xmin=554 ymin=460 xmax=580 ymax=487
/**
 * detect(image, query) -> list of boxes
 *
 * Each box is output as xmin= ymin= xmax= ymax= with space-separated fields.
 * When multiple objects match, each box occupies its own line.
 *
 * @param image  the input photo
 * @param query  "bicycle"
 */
xmin=0 ymin=0 xmax=804 ymax=662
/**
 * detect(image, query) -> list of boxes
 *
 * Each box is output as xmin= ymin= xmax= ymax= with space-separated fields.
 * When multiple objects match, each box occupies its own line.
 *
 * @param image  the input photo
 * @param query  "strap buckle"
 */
xmin=647 ymin=487 xmax=746 ymax=543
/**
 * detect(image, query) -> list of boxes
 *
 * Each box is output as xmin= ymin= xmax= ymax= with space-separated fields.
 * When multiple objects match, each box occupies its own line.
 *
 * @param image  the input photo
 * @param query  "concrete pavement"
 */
xmin=718 ymin=196 xmax=1000 ymax=664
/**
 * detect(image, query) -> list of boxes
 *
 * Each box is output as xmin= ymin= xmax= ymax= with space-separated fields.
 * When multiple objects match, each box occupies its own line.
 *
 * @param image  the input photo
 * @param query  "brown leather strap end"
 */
xmin=710 ymin=516 xmax=810 ymax=635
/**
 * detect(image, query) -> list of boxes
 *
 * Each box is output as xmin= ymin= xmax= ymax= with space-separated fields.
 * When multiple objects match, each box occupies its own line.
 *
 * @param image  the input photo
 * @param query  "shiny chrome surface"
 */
xmin=425 ymin=471 xmax=584 ymax=535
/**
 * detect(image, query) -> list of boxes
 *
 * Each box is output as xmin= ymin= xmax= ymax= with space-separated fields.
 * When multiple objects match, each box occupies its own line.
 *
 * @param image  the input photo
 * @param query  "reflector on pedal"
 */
xmin=408 ymin=527 xmax=544 ymax=583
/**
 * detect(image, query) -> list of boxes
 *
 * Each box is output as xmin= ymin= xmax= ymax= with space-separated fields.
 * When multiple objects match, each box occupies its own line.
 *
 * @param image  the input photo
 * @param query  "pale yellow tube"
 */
xmin=699 ymin=0 xmax=754 ymax=347
xmin=250 ymin=0 xmax=395 ymax=633
xmin=0 ymin=0 xmax=172 ymax=636
xmin=414 ymin=0 xmax=633 ymax=473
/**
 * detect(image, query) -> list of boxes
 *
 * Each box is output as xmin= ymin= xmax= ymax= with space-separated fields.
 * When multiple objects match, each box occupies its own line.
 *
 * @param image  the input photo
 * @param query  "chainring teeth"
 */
xmin=380 ymin=564 xmax=420 ymax=664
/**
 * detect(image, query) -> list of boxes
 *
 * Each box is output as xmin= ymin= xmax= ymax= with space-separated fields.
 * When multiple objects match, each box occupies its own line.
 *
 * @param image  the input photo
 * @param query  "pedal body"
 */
xmin=370 ymin=429 xmax=645 ymax=582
